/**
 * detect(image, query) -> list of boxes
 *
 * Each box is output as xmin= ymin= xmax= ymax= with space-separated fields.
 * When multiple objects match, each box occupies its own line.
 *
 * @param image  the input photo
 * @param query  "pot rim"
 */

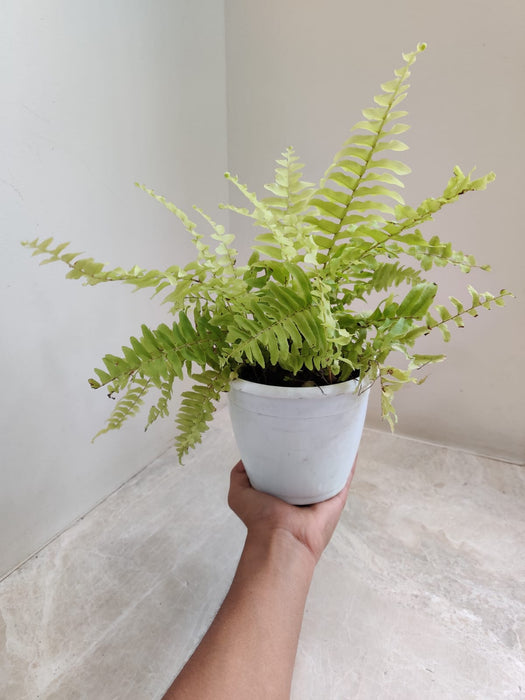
xmin=230 ymin=376 xmax=363 ymax=399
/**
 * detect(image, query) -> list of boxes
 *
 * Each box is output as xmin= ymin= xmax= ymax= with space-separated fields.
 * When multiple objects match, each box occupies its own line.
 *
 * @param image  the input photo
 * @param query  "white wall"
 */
xmin=0 ymin=0 xmax=228 ymax=578
xmin=225 ymin=0 xmax=525 ymax=464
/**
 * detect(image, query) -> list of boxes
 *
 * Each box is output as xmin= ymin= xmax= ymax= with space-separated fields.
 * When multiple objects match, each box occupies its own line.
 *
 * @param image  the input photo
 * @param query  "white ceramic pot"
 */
xmin=228 ymin=377 xmax=370 ymax=505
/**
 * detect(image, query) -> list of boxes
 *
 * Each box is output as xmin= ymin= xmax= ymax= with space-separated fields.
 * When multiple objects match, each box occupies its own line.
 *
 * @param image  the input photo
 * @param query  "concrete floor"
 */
xmin=1 ymin=404 xmax=524 ymax=699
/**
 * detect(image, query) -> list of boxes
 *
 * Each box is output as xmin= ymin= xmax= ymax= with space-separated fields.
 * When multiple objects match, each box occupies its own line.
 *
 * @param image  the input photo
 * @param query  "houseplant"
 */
xmin=23 ymin=44 xmax=511 ymax=501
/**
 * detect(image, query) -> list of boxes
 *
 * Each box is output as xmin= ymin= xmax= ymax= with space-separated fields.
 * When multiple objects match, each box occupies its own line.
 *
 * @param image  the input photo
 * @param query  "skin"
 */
xmin=163 ymin=459 xmax=355 ymax=700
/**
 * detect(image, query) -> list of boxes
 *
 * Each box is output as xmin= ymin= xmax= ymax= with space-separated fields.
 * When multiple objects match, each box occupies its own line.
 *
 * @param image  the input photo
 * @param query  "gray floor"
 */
xmin=1 ymin=404 xmax=524 ymax=699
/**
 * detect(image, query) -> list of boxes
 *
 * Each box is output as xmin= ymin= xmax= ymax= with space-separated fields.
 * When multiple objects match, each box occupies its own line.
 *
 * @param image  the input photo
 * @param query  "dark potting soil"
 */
xmin=237 ymin=364 xmax=360 ymax=388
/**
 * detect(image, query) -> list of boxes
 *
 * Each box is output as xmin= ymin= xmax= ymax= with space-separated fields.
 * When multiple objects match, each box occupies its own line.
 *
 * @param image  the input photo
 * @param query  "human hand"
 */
xmin=228 ymin=459 xmax=356 ymax=564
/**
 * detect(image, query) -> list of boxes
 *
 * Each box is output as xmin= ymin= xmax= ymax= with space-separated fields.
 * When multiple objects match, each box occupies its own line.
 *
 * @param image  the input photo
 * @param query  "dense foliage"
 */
xmin=23 ymin=44 xmax=511 ymax=461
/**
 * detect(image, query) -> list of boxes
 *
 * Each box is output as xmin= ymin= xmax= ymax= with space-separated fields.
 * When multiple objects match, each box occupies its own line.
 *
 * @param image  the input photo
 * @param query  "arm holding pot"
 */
xmin=163 ymin=459 xmax=355 ymax=700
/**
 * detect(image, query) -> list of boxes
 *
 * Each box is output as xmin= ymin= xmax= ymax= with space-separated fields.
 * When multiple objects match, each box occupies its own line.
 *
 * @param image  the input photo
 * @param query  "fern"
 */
xmin=306 ymin=44 xmax=426 ymax=261
xmin=145 ymin=373 xmax=176 ymax=430
xmin=226 ymin=290 xmax=330 ymax=373
xmin=89 ymin=311 xmax=226 ymax=393
xmin=424 ymin=287 xmax=513 ymax=342
xmin=379 ymin=366 xmax=426 ymax=430
xmin=224 ymin=149 xmax=319 ymax=267
xmin=175 ymin=368 xmax=231 ymax=460
xmin=257 ymin=147 xmax=318 ymax=264
xmin=21 ymin=236 xmax=182 ymax=295
xmin=93 ymin=377 xmax=152 ymax=440
xmin=22 ymin=44 xmax=513 ymax=457
xmin=262 ymin=147 xmax=315 ymax=215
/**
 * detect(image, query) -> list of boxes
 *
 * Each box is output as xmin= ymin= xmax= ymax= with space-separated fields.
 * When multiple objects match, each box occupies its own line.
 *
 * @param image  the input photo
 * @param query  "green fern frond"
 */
xmin=89 ymin=311 xmax=227 ymax=391
xmin=135 ymin=183 xmax=199 ymax=235
xmin=424 ymin=288 xmax=514 ymax=341
xmin=92 ymin=377 xmax=152 ymax=441
xmin=193 ymin=207 xmax=239 ymax=278
xmin=404 ymin=234 xmax=485 ymax=273
xmin=136 ymin=184 xmax=221 ymax=274
xmin=379 ymin=365 xmax=425 ymax=430
xmin=175 ymin=368 xmax=231 ymax=462
xmin=225 ymin=296 xmax=298 ymax=368
xmin=383 ymin=167 xmax=496 ymax=248
xmin=21 ymin=237 xmax=181 ymax=294
xmin=323 ymin=166 xmax=495 ymax=281
xmin=225 ymin=165 xmax=319 ymax=265
xmin=222 ymin=157 xmax=320 ymax=267
xmin=256 ymin=148 xmax=319 ymax=264
xmin=145 ymin=373 xmax=176 ymax=430
xmin=222 ymin=172 xmax=275 ymax=228
xmin=223 ymin=262 xmax=351 ymax=375
xmin=309 ymin=43 xmax=427 ymax=256
xmin=261 ymin=146 xmax=315 ymax=216
xmin=368 ymin=261 xmax=423 ymax=292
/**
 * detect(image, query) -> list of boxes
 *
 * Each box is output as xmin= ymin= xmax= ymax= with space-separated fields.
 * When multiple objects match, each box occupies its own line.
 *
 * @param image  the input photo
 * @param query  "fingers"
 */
xmin=340 ymin=456 xmax=358 ymax=500
xmin=229 ymin=455 xmax=356 ymax=520
xmin=230 ymin=460 xmax=250 ymax=488
xmin=231 ymin=460 xmax=245 ymax=475
xmin=228 ymin=460 xmax=251 ymax=511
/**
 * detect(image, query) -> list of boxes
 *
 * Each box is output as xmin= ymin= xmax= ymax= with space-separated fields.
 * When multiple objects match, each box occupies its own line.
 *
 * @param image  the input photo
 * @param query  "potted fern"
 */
xmin=23 ymin=44 xmax=512 ymax=503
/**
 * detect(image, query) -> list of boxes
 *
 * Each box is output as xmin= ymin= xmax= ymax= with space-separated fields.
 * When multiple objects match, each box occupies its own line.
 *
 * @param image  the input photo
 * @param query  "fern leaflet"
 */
xmin=92 ymin=377 xmax=152 ymax=441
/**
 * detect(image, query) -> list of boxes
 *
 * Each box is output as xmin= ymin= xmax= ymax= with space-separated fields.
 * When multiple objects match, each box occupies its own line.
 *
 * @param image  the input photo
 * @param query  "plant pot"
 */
xmin=228 ymin=377 xmax=370 ymax=505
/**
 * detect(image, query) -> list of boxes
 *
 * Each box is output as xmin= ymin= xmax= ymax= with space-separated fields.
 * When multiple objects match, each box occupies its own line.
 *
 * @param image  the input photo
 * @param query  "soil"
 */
xmin=237 ymin=364 xmax=360 ymax=388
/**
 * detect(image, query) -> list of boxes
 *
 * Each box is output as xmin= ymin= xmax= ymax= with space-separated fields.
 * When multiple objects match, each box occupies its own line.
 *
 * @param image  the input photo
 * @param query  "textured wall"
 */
xmin=0 ymin=0 xmax=228 ymax=577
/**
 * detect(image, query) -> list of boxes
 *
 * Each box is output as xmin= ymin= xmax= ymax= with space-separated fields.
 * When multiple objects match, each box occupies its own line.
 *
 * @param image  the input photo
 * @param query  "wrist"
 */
xmin=244 ymin=526 xmax=318 ymax=575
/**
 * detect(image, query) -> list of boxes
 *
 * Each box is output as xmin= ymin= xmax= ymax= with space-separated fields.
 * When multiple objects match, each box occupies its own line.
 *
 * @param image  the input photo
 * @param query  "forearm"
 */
xmin=164 ymin=529 xmax=316 ymax=700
